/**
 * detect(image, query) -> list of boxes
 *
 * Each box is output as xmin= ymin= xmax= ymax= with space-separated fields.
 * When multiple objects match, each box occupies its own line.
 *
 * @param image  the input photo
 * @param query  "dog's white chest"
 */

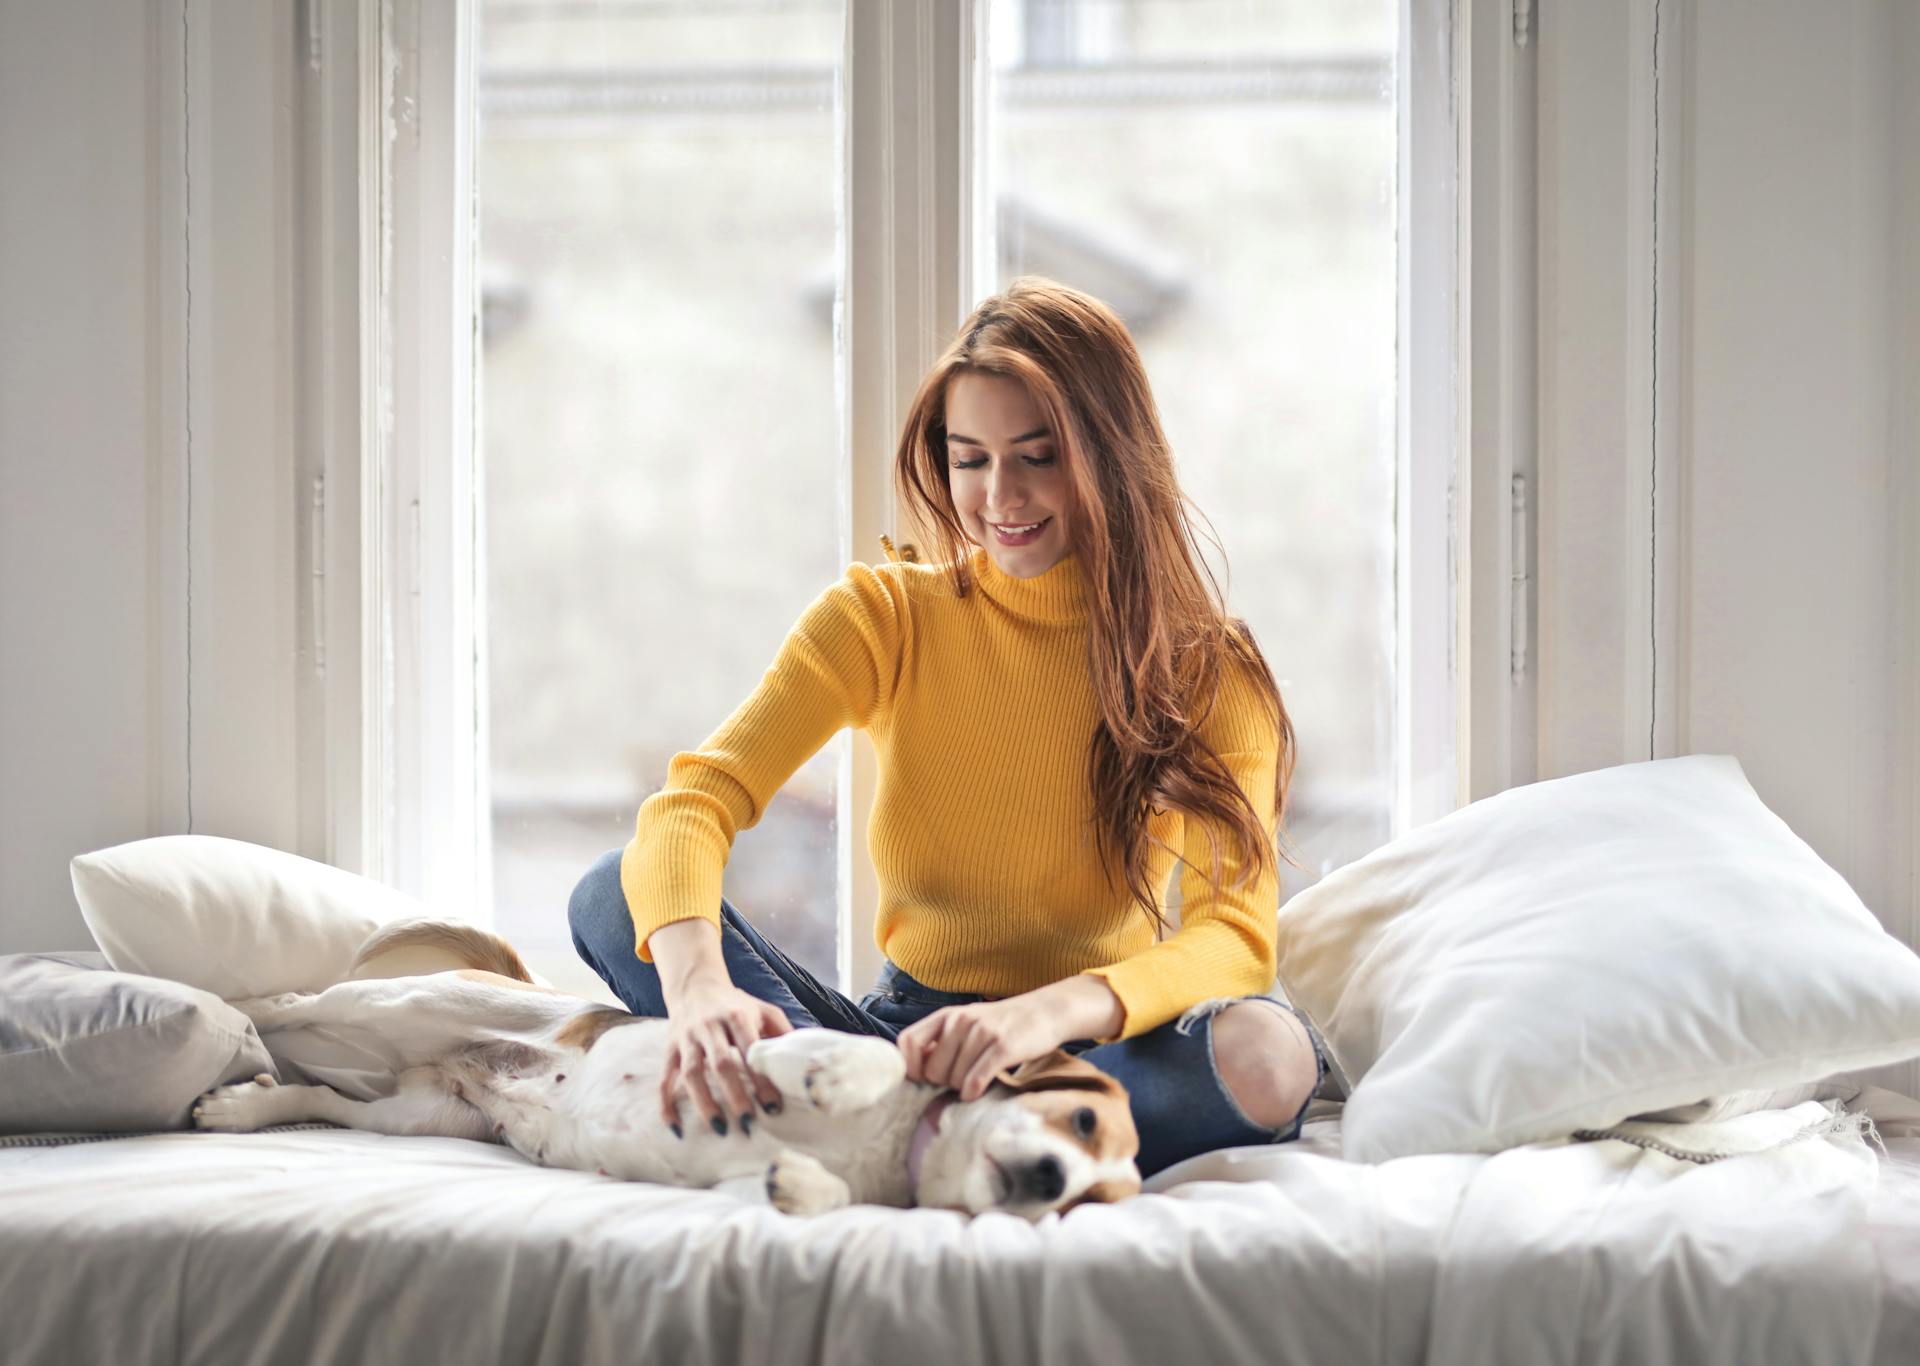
xmin=466 ymin=1023 xmax=925 ymax=1202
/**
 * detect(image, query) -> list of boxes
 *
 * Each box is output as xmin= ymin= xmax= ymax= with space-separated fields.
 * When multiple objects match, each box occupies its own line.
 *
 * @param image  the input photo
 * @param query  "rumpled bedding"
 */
xmin=2 ymin=1085 xmax=1918 ymax=1366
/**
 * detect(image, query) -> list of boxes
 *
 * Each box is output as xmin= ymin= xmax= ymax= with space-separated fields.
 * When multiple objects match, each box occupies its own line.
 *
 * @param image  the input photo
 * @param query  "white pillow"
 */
xmin=70 ymin=835 xmax=549 ymax=1102
xmin=72 ymin=834 xmax=426 ymax=1000
xmin=1276 ymin=754 xmax=1920 ymax=1164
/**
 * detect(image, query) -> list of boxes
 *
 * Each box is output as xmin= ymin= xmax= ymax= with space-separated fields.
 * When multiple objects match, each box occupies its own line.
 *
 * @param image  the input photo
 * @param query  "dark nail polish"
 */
xmin=763 ymin=1097 xmax=781 ymax=1115
xmin=711 ymin=1115 xmax=728 ymax=1137
xmin=670 ymin=1122 xmax=683 ymax=1140
xmin=739 ymin=1112 xmax=753 ymax=1136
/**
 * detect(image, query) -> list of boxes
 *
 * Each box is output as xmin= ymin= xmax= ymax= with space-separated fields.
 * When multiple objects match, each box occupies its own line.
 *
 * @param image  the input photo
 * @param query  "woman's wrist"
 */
xmin=646 ymin=916 xmax=732 ymax=1011
xmin=1029 ymin=973 xmax=1126 ymax=1046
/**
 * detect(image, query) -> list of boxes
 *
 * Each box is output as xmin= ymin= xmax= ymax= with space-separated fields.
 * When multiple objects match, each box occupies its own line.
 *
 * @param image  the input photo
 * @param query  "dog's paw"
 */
xmin=750 ymin=1036 xmax=906 ymax=1116
xmin=191 ymin=1075 xmax=292 ymax=1132
xmin=765 ymin=1148 xmax=851 ymax=1216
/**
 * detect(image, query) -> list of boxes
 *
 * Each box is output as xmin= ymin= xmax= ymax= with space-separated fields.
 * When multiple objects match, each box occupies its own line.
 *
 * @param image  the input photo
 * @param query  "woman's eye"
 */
xmin=1072 ymin=1106 xmax=1097 ymax=1138
xmin=950 ymin=454 xmax=1054 ymax=469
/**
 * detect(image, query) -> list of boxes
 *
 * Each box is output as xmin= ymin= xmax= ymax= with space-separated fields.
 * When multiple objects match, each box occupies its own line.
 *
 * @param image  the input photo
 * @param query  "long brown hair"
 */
xmin=894 ymin=276 xmax=1301 ymax=934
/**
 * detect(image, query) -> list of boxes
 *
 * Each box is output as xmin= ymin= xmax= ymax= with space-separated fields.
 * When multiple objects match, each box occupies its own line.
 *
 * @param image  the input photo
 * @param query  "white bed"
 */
xmin=31 ymin=775 xmax=1920 ymax=1366
xmin=5 ymin=1089 xmax=1919 ymax=1366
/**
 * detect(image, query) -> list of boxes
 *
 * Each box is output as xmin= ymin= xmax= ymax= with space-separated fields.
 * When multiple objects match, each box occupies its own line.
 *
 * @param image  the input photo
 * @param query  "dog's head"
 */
xmin=915 ymin=1049 xmax=1141 ymax=1220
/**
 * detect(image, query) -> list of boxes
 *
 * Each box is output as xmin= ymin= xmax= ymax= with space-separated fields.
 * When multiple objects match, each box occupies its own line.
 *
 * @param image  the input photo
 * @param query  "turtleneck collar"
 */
xmin=967 ymin=544 xmax=1087 ymax=625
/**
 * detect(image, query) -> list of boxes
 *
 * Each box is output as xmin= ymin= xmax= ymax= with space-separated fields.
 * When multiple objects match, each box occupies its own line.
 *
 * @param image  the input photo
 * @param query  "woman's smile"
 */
xmin=990 ymin=517 xmax=1052 ymax=546
xmin=945 ymin=371 xmax=1072 ymax=578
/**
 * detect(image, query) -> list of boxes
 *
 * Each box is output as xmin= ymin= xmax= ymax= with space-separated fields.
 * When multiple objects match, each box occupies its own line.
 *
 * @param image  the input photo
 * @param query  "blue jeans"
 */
xmin=567 ymin=848 xmax=1330 ymax=1180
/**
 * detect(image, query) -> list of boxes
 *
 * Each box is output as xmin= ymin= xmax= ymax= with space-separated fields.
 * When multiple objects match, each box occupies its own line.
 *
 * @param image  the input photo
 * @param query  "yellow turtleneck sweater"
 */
xmin=619 ymin=543 xmax=1282 ymax=1043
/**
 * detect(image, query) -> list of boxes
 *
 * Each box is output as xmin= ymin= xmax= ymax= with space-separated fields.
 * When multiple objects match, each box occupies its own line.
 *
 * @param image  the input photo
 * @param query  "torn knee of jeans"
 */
xmin=1173 ymin=997 xmax=1243 ymax=1037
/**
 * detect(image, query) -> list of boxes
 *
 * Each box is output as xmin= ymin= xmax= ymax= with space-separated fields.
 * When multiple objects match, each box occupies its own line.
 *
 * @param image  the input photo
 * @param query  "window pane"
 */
xmin=478 ymin=0 xmax=846 ymax=999
xmin=986 ymin=0 xmax=1398 ymax=903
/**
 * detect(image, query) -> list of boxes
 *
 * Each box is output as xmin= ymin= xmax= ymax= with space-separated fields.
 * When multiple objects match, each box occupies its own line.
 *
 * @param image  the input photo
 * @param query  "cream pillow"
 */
xmin=72 ymin=834 xmax=426 ymax=999
xmin=1276 ymin=754 xmax=1920 ymax=1164
xmin=69 ymin=835 xmax=545 ymax=1102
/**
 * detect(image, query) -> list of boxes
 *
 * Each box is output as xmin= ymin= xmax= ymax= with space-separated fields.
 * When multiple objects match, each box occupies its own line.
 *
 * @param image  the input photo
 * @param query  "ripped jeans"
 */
xmin=567 ymin=848 xmax=1332 ymax=1179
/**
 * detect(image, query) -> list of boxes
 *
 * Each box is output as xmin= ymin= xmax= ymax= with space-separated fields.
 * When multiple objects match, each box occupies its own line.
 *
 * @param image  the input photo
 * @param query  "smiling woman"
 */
xmin=569 ymin=276 xmax=1332 ymax=1179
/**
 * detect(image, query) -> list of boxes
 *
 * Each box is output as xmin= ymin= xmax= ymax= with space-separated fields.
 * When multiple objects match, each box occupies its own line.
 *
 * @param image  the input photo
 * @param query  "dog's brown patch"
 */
xmin=449 ymin=968 xmax=569 ymax=995
xmin=996 ymin=1050 xmax=1141 ymax=1185
xmin=1062 ymin=1174 xmax=1142 ymax=1210
xmin=350 ymin=919 xmax=537 ymax=983
xmin=553 ymin=1005 xmax=647 ymax=1052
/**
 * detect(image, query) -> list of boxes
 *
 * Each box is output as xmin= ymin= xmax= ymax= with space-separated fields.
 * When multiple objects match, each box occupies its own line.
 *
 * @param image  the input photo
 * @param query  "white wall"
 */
xmin=0 ymin=0 xmax=159 ymax=951
xmin=0 ymin=0 xmax=307 ymax=952
xmin=1680 ymin=0 xmax=1913 ymax=935
xmin=1539 ymin=0 xmax=1916 ymax=925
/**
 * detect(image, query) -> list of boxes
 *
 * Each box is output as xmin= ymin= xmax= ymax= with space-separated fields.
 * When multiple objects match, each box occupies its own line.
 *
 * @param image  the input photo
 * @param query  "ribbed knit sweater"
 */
xmin=619 ymin=543 xmax=1282 ymax=1042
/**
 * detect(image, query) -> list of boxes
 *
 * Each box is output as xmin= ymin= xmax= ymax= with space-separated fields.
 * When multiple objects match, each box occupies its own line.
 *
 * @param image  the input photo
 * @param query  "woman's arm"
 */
xmin=646 ymin=917 xmax=733 ymax=1010
xmin=1029 ymin=973 xmax=1126 ymax=1044
xmin=621 ymin=562 xmax=907 ymax=965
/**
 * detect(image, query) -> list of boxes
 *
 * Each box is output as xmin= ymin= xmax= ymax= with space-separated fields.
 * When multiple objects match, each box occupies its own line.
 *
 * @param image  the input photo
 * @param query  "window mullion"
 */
xmin=362 ymin=0 xmax=485 ymax=921
xmin=841 ymin=0 xmax=983 ymax=994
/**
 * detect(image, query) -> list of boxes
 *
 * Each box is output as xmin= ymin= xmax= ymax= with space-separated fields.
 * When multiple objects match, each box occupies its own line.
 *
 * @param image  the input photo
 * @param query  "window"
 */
xmin=364 ymin=0 xmax=1457 ymax=996
xmin=983 ymin=0 xmax=1402 ymax=906
xmin=476 ymin=0 xmax=848 ymax=1001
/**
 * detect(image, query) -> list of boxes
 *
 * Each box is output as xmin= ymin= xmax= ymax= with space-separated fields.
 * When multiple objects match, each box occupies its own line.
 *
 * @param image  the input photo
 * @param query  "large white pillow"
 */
xmin=1276 ymin=754 xmax=1920 ymax=1164
xmin=72 ymin=834 xmax=427 ymax=1000
xmin=70 ymin=835 xmax=540 ymax=1101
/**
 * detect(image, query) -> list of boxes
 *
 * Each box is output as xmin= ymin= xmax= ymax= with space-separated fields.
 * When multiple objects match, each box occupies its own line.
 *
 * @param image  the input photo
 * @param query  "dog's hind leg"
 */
xmin=763 ymin=1148 xmax=853 ymax=1216
xmin=229 ymin=976 xmax=578 ymax=1068
xmin=710 ymin=1153 xmax=851 ymax=1215
xmin=192 ymin=1065 xmax=496 ymax=1142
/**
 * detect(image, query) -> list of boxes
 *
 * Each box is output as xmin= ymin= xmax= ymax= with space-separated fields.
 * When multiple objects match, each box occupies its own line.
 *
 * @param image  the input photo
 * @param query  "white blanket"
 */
xmin=1145 ymin=1081 xmax=1918 ymax=1366
xmin=1428 ymin=1099 xmax=1885 ymax=1365
xmin=1 ymin=1085 xmax=1915 ymax=1366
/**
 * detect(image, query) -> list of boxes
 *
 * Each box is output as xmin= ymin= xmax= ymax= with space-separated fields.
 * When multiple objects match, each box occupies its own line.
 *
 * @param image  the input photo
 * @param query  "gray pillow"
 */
xmin=0 ymin=951 xmax=278 ymax=1134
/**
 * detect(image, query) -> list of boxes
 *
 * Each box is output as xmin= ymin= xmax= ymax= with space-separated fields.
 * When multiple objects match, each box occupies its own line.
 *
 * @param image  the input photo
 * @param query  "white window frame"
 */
xmin=839 ymin=0 xmax=990 ymax=991
xmin=326 ymin=0 xmax=489 ymax=920
xmin=1400 ymin=0 xmax=1463 ymax=830
xmin=1454 ymin=0 xmax=1539 ymax=803
xmin=301 ymin=0 xmax=1522 ymax=990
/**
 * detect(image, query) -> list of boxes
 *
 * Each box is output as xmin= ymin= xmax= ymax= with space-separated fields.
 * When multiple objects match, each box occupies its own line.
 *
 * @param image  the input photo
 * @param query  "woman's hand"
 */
xmin=660 ymin=981 xmax=793 ymax=1138
xmin=896 ymin=993 xmax=1070 ymax=1102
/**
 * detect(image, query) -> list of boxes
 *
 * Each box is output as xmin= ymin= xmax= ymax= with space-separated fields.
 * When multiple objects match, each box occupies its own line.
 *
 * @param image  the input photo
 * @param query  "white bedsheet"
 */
xmin=3 ymin=1086 xmax=1917 ymax=1366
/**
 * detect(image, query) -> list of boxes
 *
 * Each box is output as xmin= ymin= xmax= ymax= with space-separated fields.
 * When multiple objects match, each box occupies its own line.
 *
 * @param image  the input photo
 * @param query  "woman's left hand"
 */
xmin=897 ymin=994 xmax=1067 ymax=1101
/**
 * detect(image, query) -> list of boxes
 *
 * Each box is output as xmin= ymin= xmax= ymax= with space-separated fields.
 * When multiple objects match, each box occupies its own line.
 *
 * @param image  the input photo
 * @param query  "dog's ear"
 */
xmin=1068 ymin=1173 xmax=1142 ymax=1209
xmin=995 ymin=1049 xmax=1126 ymax=1102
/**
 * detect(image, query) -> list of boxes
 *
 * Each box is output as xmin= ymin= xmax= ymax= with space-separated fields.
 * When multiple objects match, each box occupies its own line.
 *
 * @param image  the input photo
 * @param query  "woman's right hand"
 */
xmin=659 ymin=980 xmax=793 ymax=1139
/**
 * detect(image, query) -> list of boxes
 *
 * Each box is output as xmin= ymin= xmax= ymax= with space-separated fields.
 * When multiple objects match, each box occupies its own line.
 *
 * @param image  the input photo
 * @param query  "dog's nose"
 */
xmin=1022 ymin=1155 xmax=1066 ymax=1203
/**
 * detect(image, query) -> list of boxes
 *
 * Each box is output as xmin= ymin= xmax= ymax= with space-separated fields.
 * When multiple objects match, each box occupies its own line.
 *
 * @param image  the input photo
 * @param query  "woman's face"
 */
xmin=943 ymin=371 xmax=1072 ymax=579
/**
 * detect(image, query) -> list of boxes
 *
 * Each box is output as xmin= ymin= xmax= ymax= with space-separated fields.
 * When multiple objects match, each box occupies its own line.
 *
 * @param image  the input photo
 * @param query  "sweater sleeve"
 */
xmin=1079 ymin=664 xmax=1282 ymax=1041
xmin=619 ymin=562 xmax=906 ymax=964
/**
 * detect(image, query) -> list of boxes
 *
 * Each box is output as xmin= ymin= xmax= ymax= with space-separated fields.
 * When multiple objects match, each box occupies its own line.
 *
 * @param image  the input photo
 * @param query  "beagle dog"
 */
xmin=192 ymin=919 xmax=1142 ymax=1219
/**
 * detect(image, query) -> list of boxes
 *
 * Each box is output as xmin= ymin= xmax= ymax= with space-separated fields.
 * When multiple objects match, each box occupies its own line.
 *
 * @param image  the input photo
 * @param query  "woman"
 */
xmin=569 ymin=277 xmax=1330 ymax=1180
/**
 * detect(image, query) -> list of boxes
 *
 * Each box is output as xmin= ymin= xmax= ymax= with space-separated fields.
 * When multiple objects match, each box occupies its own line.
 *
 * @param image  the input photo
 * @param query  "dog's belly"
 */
xmin=457 ymin=1022 xmax=919 ymax=1200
